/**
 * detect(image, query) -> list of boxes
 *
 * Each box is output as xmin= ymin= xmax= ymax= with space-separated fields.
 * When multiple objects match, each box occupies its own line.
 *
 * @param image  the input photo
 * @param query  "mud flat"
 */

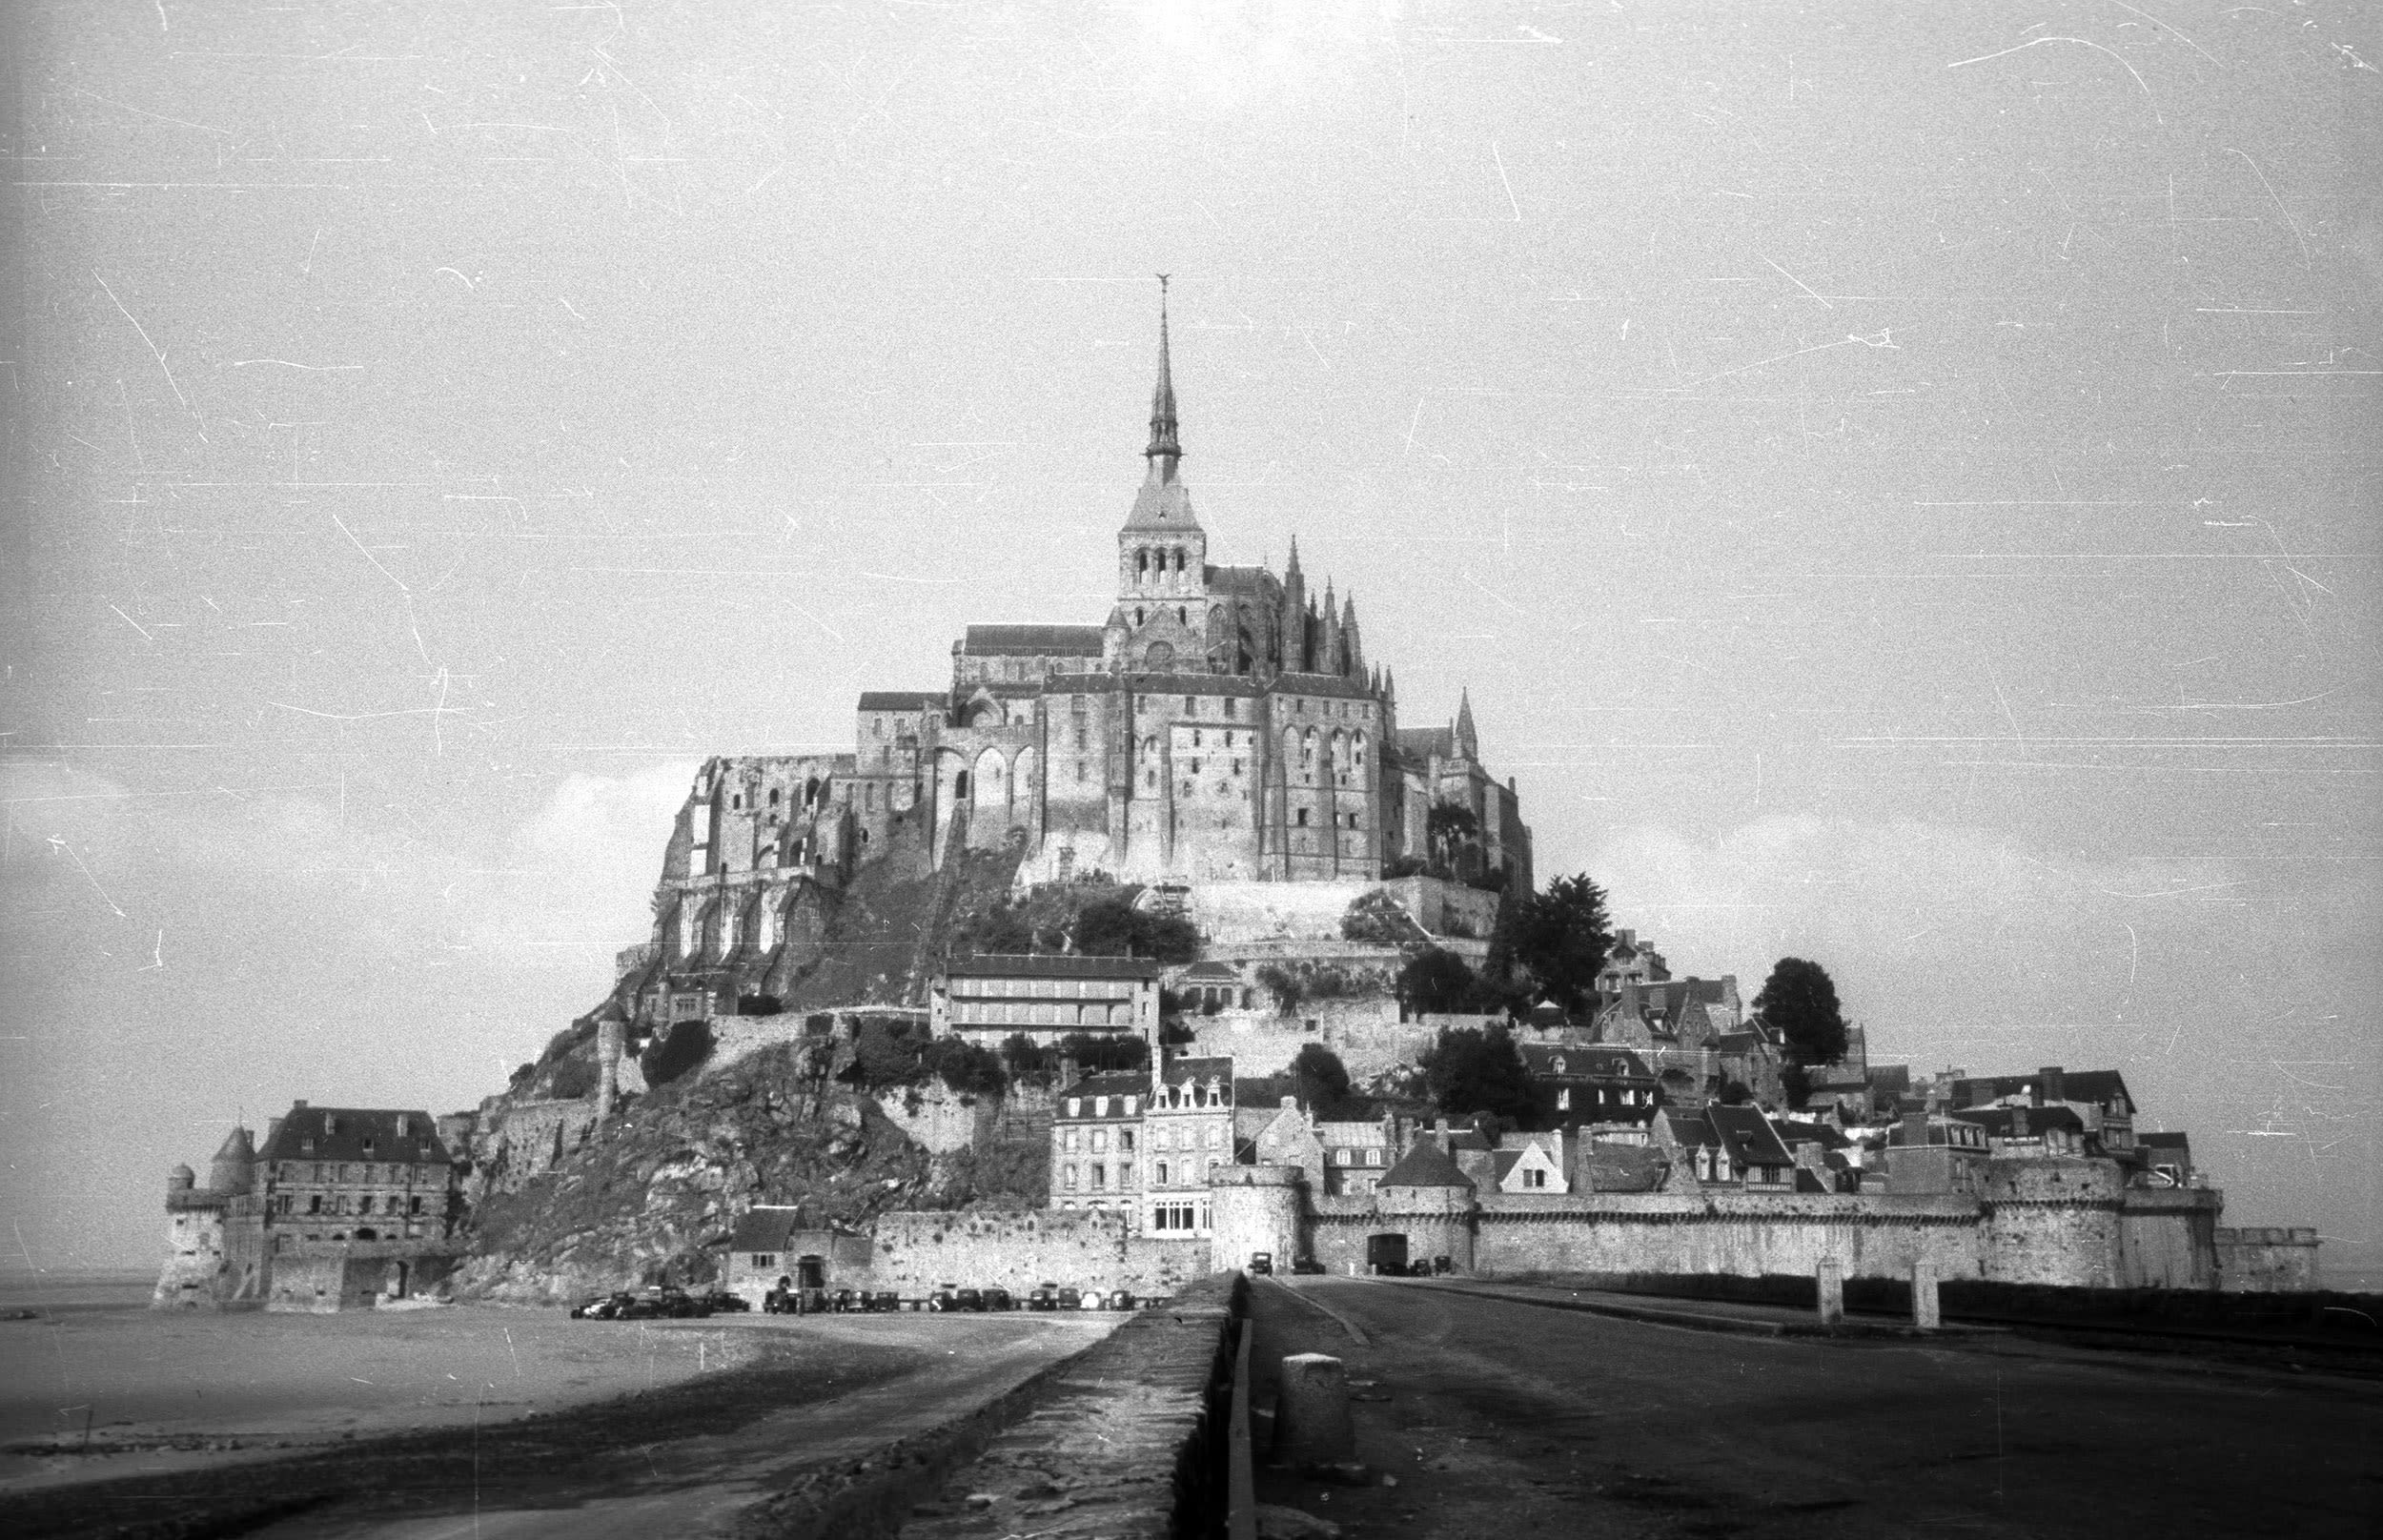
xmin=0 ymin=1293 xmax=751 ymax=1494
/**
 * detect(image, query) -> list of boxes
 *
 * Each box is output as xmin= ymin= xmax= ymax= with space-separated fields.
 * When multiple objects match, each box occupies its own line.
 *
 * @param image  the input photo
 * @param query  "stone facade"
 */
xmin=611 ymin=300 xmax=1533 ymax=1032
xmin=2212 ymin=1226 xmax=2323 ymax=1292
xmin=153 ymin=1105 xmax=465 ymax=1313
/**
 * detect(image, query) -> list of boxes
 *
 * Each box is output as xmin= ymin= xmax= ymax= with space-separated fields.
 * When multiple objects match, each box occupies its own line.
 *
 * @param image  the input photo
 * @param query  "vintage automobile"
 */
xmin=570 ymin=1292 xmax=632 ymax=1320
xmin=1055 ymin=1287 xmax=1082 ymax=1310
xmin=981 ymin=1287 xmax=1014 ymax=1312
xmin=703 ymin=1290 xmax=750 ymax=1312
xmin=1027 ymin=1283 xmax=1062 ymax=1311
xmin=829 ymin=1287 xmax=864 ymax=1313
xmin=647 ymin=1287 xmax=712 ymax=1318
xmin=927 ymin=1285 xmax=960 ymax=1312
xmin=1104 ymin=1289 xmax=1135 ymax=1311
xmin=869 ymin=1290 xmax=903 ymax=1313
xmin=952 ymin=1287 xmax=986 ymax=1312
xmin=1291 ymin=1258 xmax=1327 ymax=1275
xmin=1248 ymin=1252 xmax=1273 ymax=1275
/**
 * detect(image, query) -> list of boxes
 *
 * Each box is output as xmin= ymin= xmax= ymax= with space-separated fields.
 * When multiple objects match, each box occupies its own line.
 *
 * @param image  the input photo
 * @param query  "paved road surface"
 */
xmin=1249 ymin=1276 xmax=2381 ymax=1540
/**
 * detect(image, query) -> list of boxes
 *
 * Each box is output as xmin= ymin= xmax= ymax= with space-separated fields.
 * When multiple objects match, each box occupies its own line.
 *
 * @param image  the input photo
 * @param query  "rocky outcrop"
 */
xmin=453 ymin=1040 xmax=1049 ymax=1303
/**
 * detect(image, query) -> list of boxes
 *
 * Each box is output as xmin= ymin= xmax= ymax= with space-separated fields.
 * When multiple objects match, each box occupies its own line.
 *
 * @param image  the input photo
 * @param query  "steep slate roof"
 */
xmin=944 ymin=954 xmax=1161 ymax=981
xmin=728 ymin=1206 xmax=807 ymax=1253
xmin=1867 ymin=1064 xmax=1913 ymax=1097
xmin=2139 ymin=1130 xmax=2190 ymax=1156
xmin=963 ymin=624 xmax=1107 ymax=658
xmin=1379 ymin=1138 xmax=1475 ymax=1189
xmin=1519 ymin=1044 xmax=1656 ymax=1081
xmin=1160 ymin=1055 xmax=1234 ymax=1087
xmin=1708 ymin=1105 xmax=1798 ymax=1167
xmin=1491 ymin=1150 xmax=1524 ymax=1185
xmin=1581 ymin=1142 xmax=1667 ymax=1193
xmin=857 ymin=691 xmax=947 ymax=713
xmin=259 ymin=1106 xmax=452 ymax=1165
xmin=1949 ymin=1069 xmax=2134 ymax=1113
xmin=1395 ymin=725 xmax=1456 ymax=760
xmin=1774 ymin=1119 xmax=1853 ymax=1151
xmin=1949 ymin=1104 xmax=2087 ymax=1138
xmin=1179 ymin=960 xmax=1240 ymax=982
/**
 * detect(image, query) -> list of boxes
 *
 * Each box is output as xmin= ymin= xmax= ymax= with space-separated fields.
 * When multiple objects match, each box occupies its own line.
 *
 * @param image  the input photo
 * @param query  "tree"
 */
xmin=1057 ymin=1030 xmax=1150 ymax=1073
xmin=1754 ymin=957 xmax=1849 ymax=1099
xmin=1416 ymin=1022 xmax=1532 ymax=1125
xmin=962 ymin=903 xmax=1033 ymax=956
xmin=1425 ymin=801 xmax=1479 ymax=872
xmin=1397 ymin=945 xmax=1477 ymax=1015
xmin=846 ymin=1017 xmax=926 ymax=1086
xmin=1288 ymin=1044 xmax=1358 ymax=1119
xmin=920 ymin=1037 xmax=1008 ymax=1097
xmin=1509 ymin=873 xmax=1614 ymax=1015
xmin=1253 ymin=962 xmax=1304 ymax=1017
xmin=1074 ymin=896 xmax=1202 ymax=964
xmin=1340 ymin=888 xmax=1426 ymax=947
xmin=1000 ymin=1033 xmax=1054 ymax=1080
xmin=641 ymin=1020 xmax=715 ymax=1087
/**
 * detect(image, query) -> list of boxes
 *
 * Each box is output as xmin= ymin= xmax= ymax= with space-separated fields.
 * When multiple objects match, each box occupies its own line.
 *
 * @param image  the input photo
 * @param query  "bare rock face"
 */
xmin=455 ymin=1044 xmax=913 ymax=1303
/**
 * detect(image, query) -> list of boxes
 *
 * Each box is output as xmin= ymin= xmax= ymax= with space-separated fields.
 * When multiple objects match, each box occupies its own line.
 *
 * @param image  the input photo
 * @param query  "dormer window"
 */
xmin=1094 ymin=1096 xmax=1110 ymax=1117
xmin=299 ymin=1137 xmax=316 ymax=1154
xmin=361 ymin=1139 xmax=376 ymax=1157
xmin=1067 ymin=1099 xmax=1082 ymax=1117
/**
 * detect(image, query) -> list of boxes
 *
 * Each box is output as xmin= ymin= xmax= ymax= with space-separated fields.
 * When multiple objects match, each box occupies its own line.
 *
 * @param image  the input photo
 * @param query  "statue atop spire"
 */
xmin=1145 ymin=274 xmax=1182 ymax=474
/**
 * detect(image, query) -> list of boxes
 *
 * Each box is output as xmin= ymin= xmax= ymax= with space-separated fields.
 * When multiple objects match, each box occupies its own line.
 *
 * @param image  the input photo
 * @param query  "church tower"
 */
xmin=1115 ymin=279 xmax=1209 ymax=653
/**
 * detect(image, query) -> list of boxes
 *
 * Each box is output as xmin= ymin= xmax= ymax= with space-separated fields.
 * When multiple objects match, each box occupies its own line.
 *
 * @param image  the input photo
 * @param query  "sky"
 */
xmin=3 ymin=0 xmax=2377 ymax=1272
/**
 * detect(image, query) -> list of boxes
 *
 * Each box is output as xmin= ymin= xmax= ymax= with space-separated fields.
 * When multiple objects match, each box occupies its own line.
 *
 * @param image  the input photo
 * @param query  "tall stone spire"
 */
xmin=1456 ymin=688 xmax=1478 ymax=759
xmin=1341 ymin=594 xmax=1361 ymax=678
xmin=1280 ymin=537 xmax=1307 ymax=671
xmin=1145 ymin=274 xmax=1182 ymax=476
xmin=1321 ymin=579 xmax=1342 ymax=675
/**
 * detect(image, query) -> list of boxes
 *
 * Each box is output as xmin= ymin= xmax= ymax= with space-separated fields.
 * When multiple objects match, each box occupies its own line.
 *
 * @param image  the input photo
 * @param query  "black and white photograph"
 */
xmin=2 ymin=2 xmax=2377 ymax=1535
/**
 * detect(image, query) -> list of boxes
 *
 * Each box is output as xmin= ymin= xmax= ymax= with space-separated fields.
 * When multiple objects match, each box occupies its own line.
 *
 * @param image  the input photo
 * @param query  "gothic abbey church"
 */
xmin=642 ymin=297 xmax=1531 ymax=1004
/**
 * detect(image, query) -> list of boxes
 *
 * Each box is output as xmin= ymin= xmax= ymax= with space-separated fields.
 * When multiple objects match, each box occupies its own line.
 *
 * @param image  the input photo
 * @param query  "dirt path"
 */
xmin=0 ymin=1312 xmax=1120 ymax=1540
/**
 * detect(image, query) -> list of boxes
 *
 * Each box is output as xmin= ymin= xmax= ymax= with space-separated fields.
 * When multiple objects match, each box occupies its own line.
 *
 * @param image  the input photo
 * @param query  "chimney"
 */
xmin=293 ymin=1099 xmax=308 ymax=1109
xmin=2013 ymin=1106 xmax=2030 ymax=1139
xmin=2040 ymin=1065 xmax=2065 ymax=1105
xmin=1435 ymin=1116 xmax=1451 ymax=1147
xmin=1059 ymin=1055 xmax=1080 ymax=1089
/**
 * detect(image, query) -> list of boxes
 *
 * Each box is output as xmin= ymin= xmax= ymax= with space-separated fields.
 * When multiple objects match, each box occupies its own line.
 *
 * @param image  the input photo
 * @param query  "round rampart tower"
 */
xmin=1209 ymin=1164 xmax=1306 ymax=1273
xmin=1979 ymin=1157 xmax=2125 ymax=1287
xmin=596 ymin=1013 xmax=627 ymax=1125
xmin=207 ymin=1126 xmax=256 ymax=1196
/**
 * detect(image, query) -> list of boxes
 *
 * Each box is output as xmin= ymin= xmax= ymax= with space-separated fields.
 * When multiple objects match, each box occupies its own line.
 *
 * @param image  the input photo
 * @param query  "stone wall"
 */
xmin=152 ymin=1198 xmax=267 ymax=1310
xmin=265 ymin=1242 xmax=458 ymax=1313
xmin=1469 ymin=1192 xmax=1986 ymax=1281
xmin=1977 ymin=1159 xmax=2125 ymax=1287
xmin=1187 ymin=880 xmax=1375 ymax=943
xmin=466 ymin=1098 xmax=604 ymax=1199
xmin=864 ymin=1209 xmax=1209 ymax=1298
xmin=2214 ymin=1226 xmax=2323 ymax=1292
xmin=875 ymin=1079 xmax=997 ymax=1155
xmin=2119 ymin=1187 xmax=2222 ymax=1289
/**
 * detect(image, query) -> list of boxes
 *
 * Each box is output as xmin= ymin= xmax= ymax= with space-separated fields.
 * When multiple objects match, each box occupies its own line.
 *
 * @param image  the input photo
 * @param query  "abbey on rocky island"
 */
xmin=641 ymin=292 xmax=1530 ymax=1006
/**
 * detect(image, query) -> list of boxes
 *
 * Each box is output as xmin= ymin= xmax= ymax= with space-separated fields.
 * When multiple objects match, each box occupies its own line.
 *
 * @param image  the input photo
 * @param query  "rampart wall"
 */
xmin=2214 ymin=1225 xmax=2322 ymax=1292
xmin=865 ymin=1209 xmax=1209 ymax=1298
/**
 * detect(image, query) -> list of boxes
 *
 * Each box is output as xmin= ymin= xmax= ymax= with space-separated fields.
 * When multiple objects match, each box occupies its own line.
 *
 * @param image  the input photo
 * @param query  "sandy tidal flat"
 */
xmin=0 ymin=1297 xmax=745 ymax=1490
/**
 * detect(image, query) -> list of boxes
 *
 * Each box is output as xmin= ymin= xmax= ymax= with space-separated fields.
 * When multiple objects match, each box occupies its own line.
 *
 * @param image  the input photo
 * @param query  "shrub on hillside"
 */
xmin=846 ymin=1017 xmax=928 ymax=1087
xmin=921 ymin=1037 xmax=1008 ymax=1098
xmin=640 ymin=1020 xmax=714 ymax=1087
xmin=1057 ymin=1030 xmax=1149 ymax=1074
xmin=1074 ymin=896 xmax=1202 ymax=964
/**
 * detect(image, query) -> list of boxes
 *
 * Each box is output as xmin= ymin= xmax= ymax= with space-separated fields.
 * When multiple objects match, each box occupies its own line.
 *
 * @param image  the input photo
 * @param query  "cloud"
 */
xmin=460 ymin=761 xmax=698 ymax=968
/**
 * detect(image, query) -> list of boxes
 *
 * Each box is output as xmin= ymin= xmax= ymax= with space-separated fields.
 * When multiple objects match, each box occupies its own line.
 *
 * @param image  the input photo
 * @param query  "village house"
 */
xmin=1651 ymin=1104 xmax=1799 ymax=1192
xmin=722 ymin=1206 xmax=872 ymax=1306
xmin=1947 ymin=1066 xmax=2138 ymax=1159
xmin=1491 ymin=1130 xmax=1569 ymax=1194
xmin=1881 ymin=1111 xmax=1994 ymax=1196
xmin=1519 ymin=1043 xmax=1660 ymax=1125
xmin=1144 ymin=1055 xmax=1234 ymax=1236
xmin=1950 ymin=1103 xmax=2089 ymax=1159
xmin=1050 ymin=1071 xmax=1147 ymax=1217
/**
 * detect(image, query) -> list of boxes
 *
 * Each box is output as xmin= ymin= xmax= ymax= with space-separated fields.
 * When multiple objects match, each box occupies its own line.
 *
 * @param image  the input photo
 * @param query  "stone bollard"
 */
xmin=1815 ymin=1257 xmax=1844 ymax=1327
xmin=1273 ymin=1353 xmax=1355 ymax=1468
xmin=1910 ymin=1260 xmax=1941 ymax=1330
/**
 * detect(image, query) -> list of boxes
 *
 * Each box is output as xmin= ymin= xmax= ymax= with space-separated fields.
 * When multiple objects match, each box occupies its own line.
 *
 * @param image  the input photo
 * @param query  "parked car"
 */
xmin=869 ymin=1290 xmax=903 ymax=1313
xmin=1407 ymin=1259 xmax=1433 ymax=1278
xmin=1291 ymin=1258 xmax=1326 ymax=1275
xmin=1028 ymin=1283 xmax=1061 ymax=1311
xmin=927 ymin=1285 xmax=959 ymax=1312
xmin=982 ymin=1287 xmax=1014 ymax=1312
xmin=616 ymin=1294 xmax=663 ymax=1320
xmin=953 ymin=1287 xmax=986 ymax=1312
xmin=571 ymin=1292 xmax=632 ymax=1320
xmin=1248 ymin=1252 xmax=1273 ymax=1275
xmin=702 ymin=1290 xmax=751 ymax=1313
xmin=1104 ymin=1289 xmax=1135 ymax=1311
xmin=830 ymin=1287 xmax=863 ymax=1313
xmin=1055 ymin=1287 xmax=1082 ymax=1310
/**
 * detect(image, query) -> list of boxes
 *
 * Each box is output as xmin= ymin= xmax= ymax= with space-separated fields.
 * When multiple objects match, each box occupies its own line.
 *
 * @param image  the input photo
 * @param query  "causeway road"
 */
xmin=1248 ymin=1275 xmax=2381 ymax=1539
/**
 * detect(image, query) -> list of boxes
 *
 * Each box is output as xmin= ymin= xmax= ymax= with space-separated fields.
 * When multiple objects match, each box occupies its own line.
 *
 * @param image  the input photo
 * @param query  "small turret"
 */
xmin=208 ymin=1126 xmax=256 ymax=1196
xmin=1341 ymin=594 xmax=1362 ymax=678
xmin=168 ymin=1164 xmax=196 ymax=1195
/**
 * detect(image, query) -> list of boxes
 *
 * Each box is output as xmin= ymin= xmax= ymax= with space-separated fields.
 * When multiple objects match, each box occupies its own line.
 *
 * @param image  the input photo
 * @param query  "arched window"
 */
xmin=768 ymin=787 xmax=781 ymax=806
xmin=1301 ymin=728 xmax=1316 ymax=772
xmin=1353 ymin=732 xmax=1366 ymax=771
xmin=1137 ymin=548 xmax=1149 ymax=575
xmin=1177 ymin=606 xmax=1188 ymax=627
xmin=1134 ymin=608 xmax=1146 ymax=627
xmin=1172 ymin=548 xmax=1185 ymax=573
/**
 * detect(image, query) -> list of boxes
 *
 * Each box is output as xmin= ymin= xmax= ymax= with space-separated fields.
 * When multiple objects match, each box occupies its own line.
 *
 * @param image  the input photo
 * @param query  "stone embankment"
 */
xmin=893 ymin=1273 xmax=1244 ymax=1538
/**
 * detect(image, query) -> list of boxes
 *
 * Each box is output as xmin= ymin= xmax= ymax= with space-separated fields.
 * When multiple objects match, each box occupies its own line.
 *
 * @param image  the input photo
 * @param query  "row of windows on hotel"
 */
xmin=1067 ymin=1085 xmax=1226 ymax=1116
xmin=1060 ymin=1124 xmax=1226 ymax=1154
xmin=952 ymin=1002 xmax=1136 ymax=1027
xmin=1553 ymin=1088 xmax=1656 ymax=1111
xmin=1059 ymin=1157 xmax=1213 ymax=1190
xmin=272 ymin=1163 xmax=440 ymax=1184
xmin=272 ymin=1192 xmax=436 ymax=1216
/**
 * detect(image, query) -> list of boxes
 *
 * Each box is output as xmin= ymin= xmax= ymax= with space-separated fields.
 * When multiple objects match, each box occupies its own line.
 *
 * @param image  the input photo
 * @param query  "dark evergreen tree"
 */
xmin=1416 ymin=1022 xmax=1532 ymax=1125
xmin=1509 ymin=873 xmax=1613 ymax=1015
xmin=1397 ymin=945 xmax=1477 ymax=1015
xmin=1288 ymin=1043 xmax=1358 ymax=1118
xmin=1754 ymin=956 xmax=1849 ymax=1093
